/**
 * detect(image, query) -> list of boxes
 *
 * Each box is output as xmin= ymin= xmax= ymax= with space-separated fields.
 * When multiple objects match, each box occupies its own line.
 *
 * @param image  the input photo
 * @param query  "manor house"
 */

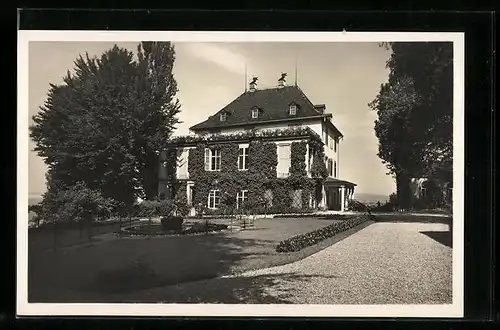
xmin=159 ymin=74 xmax=356 ymax=215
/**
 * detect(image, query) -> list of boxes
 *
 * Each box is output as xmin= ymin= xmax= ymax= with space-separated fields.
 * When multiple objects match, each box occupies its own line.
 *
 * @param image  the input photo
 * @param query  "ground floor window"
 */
xmin=264 ymin=189 xmax=273 ymax=208
xmin=236 ymin=190 xmax=248 ymax=209
xmin=208 ymin=190 xmax=221 ymax=209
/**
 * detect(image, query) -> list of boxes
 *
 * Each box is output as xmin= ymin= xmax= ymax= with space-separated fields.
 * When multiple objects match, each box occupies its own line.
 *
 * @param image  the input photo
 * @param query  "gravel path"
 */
xmin=222 ymin=222 xmax=452 ymax=304
xmin=102 ymin=221 xmax=452 ymax=304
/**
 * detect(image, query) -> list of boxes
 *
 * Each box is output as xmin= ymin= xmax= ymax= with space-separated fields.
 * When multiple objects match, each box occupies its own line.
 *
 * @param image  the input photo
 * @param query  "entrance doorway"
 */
xmin=326 ymin=188 xmax=341 ymax=211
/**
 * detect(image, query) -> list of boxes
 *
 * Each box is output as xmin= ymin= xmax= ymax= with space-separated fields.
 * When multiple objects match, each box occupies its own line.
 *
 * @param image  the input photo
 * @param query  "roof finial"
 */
xmin=249 ymin=76 xmax=258 ymax=92
xmin=278 ymin=72 xmax=287 ymax=88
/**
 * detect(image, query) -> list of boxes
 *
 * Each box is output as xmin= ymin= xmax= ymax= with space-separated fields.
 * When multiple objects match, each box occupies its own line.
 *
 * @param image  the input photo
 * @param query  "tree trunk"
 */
xmin=396 ymin=172 xmax=411 ymax=210
xmin=79 ymin=219 xmax=83 ymax=239
xmin=148 ymin=217 xmax=151 ymax=239
xmin=119 ymin=216 xmax=122 ymax=239
xmin=53 ymin=221 xmax=58 ymax=251
xmin=87 ymin=217 xmax=92 ymax=242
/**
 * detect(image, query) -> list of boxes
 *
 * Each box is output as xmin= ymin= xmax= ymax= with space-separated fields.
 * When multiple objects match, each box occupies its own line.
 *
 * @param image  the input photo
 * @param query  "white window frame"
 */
xmin=220 ymin=112 xmax=227 ymax=122
xmin=204 ymin=148 xmax=221 ymax=171
xmin=236 ymin=190 xmax=248 ymax=209
xmin=238 ymin=145 xmax=249 ymax=170
xmin=277 ymin=143 xmax=291 ymax=178
xmin=251 ymin=108 xmax=259 ymax=119
xmin=208 ymin=190 xmax=221 ymax=209
xmin=289 ymin=104 xmax=297 ymax=115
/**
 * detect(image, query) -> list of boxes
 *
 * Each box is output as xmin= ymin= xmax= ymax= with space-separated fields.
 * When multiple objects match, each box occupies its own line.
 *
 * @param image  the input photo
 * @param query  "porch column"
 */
xmin=340 ymin=186 xmax=345 ymax=212
xmin=320 ymin=185 xmax=327 ymax=208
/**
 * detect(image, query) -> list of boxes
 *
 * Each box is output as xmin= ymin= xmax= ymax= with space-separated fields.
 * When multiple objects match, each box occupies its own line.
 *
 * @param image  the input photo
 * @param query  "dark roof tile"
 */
xmin=190 ymin=85 xmax=325 ymax=131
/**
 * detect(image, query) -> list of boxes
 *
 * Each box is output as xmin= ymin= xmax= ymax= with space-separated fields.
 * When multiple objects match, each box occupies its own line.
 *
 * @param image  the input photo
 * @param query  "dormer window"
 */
xmin=251 ymin=108 xmax=259 ymax=119
xmin=219 ymin=112 xmax=227 ymax=122
xmin=289 ymin=104 xmax=297 ymax=116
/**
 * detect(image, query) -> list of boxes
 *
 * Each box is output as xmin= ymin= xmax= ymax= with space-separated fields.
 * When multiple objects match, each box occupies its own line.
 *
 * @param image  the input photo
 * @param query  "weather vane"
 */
xmin=278 ymin=72 xmax=287 ymax=82
xmin=250 ymin=76 xmax=258 ymax=84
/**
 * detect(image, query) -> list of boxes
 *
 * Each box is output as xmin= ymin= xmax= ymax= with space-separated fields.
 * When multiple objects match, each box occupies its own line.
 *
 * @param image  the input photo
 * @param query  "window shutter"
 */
xmin=204 ymin=148 xmax=210 ymax=171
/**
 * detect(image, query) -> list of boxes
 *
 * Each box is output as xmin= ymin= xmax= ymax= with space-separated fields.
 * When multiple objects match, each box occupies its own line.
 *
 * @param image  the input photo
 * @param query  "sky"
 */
xmin=28 ymin=41 xmax=395 ymax=197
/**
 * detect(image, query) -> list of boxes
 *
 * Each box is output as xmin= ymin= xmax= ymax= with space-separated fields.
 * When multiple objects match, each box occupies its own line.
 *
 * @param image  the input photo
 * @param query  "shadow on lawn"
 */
xmin=420 ymin=231 xmax=452 ymax=248
xmin=28 ymin=232 xmax=283 ymax=302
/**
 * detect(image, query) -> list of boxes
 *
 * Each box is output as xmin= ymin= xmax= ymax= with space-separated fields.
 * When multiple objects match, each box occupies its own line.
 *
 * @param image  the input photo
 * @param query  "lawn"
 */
xmin=28 ymin=217 xmax=351 ymax=303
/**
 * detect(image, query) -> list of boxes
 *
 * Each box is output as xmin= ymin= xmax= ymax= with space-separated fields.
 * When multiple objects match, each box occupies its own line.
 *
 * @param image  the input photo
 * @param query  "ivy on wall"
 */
xmin=165 ymin=135 xmax=328 ymax=215
xmin=290 ymin=142 xmax=307 ymax=177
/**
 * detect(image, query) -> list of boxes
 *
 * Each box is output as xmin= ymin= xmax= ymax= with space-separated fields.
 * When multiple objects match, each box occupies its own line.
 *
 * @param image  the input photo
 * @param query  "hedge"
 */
xmin=275 ymin=214 xmax=371 ymax=253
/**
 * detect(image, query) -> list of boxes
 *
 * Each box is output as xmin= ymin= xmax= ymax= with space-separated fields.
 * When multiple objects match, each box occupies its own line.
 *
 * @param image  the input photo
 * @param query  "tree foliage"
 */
xmin=30 ymin=42 xmax=181 ymax=208
xmin=369 ymin=42 xmax=453 ymax=207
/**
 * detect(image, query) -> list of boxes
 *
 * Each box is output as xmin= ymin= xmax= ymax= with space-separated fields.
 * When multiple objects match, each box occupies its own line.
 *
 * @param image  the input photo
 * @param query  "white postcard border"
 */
xmin=17 ymin=30 xmax=465 ymax=318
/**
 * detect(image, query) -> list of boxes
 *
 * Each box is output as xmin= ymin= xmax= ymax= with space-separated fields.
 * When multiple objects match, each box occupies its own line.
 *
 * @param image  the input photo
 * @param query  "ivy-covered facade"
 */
xmin=159 ymin=80 xmax=356 ymax=215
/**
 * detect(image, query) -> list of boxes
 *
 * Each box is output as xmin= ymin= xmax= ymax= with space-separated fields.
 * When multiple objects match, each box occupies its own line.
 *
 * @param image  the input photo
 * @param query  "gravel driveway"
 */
xmin=102 ymin=221 xmax=452 ymax=304
xmin=228 ymin=222 xmax=452 ymax=304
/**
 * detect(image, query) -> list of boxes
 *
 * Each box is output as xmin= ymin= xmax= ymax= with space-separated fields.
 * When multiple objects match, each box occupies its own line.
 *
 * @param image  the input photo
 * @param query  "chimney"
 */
xmin=249 ymin=76 xmax=258 ymax=92
xmin=278 ymin=72 xmax=287 ymax=88
xmin=314 ymin=104 xmax=326 ymax=114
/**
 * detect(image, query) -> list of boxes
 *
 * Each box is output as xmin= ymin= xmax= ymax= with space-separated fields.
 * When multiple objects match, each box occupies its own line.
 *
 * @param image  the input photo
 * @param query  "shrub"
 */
xmin=275 ymin=214 xmax=370 ymax=253
xmin=160 ymin=216 xmax=184 ymax=231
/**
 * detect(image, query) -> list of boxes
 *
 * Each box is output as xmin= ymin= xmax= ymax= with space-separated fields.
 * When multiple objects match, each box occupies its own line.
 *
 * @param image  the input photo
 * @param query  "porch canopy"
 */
xmin=324 ymin=177 xmax=357 ymax=189
xmin=322 ymin=177 xmax=357 ymax=211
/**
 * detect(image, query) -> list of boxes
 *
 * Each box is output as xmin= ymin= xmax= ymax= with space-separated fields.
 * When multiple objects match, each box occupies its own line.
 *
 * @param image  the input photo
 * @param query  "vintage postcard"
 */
xmin=17 ymin=30 xmax=464 ymax=317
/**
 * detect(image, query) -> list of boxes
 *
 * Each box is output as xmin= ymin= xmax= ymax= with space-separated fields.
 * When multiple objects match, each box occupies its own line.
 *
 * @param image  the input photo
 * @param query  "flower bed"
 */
xmin=114 ymin=222 xmax=228 ymax=237
xmin=275 ymin=214 xmax=370 ymax=253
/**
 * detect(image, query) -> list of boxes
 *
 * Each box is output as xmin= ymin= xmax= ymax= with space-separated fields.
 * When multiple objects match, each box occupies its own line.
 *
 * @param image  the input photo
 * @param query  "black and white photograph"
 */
xmin=17 ymin=31 xmax=464 ymax=317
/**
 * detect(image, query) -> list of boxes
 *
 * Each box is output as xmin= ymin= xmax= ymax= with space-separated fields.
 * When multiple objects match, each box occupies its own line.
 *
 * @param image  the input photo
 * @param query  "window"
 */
xmin=204 ymin=148 xmax=221 ymax=171
xmin=289 ymin=105 xmax=297 ymax=115
xmin=264 ymin=190 xmax=273 ymax=207
xmin=251 ymin=108 xmax=259 ymax=119
xmin=327 ymin=159 xmax=333 ymax=176
xmin=334 ymin=161 xmax=337 ymax=177
xmin=324 ymin=131 xmax=328 ymax=145
xmin=277 ymin=144 xmax=291 ymax=177
xmin=238 ymin=146 xmax=249 ymax=170
xmin=219 ymin=112 xmax=227 ymax=122
xmin=208 ymin=190 xmax=221 ymax=209
xmin=328 ymin=135 xmax=334 ymax=149
xmin=334 ymin=138 xmax=337 ymax=152
xmin=236 ymin=190 xmax=248 ymax=209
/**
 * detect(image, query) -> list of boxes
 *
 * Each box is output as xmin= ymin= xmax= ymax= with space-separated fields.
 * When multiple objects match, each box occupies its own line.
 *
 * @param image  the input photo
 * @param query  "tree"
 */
xmin=135 ymin=42 xmax=181 ymax=199
xmin=369 ymin=77 xmax=422 ymax=209
xmin=369 ymin=42 xmax=453 ymax=209
xmin=30 ymin=42 xmax=181 ymax=209
xmin=30 ymin=46 xmax=141 ymax=208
